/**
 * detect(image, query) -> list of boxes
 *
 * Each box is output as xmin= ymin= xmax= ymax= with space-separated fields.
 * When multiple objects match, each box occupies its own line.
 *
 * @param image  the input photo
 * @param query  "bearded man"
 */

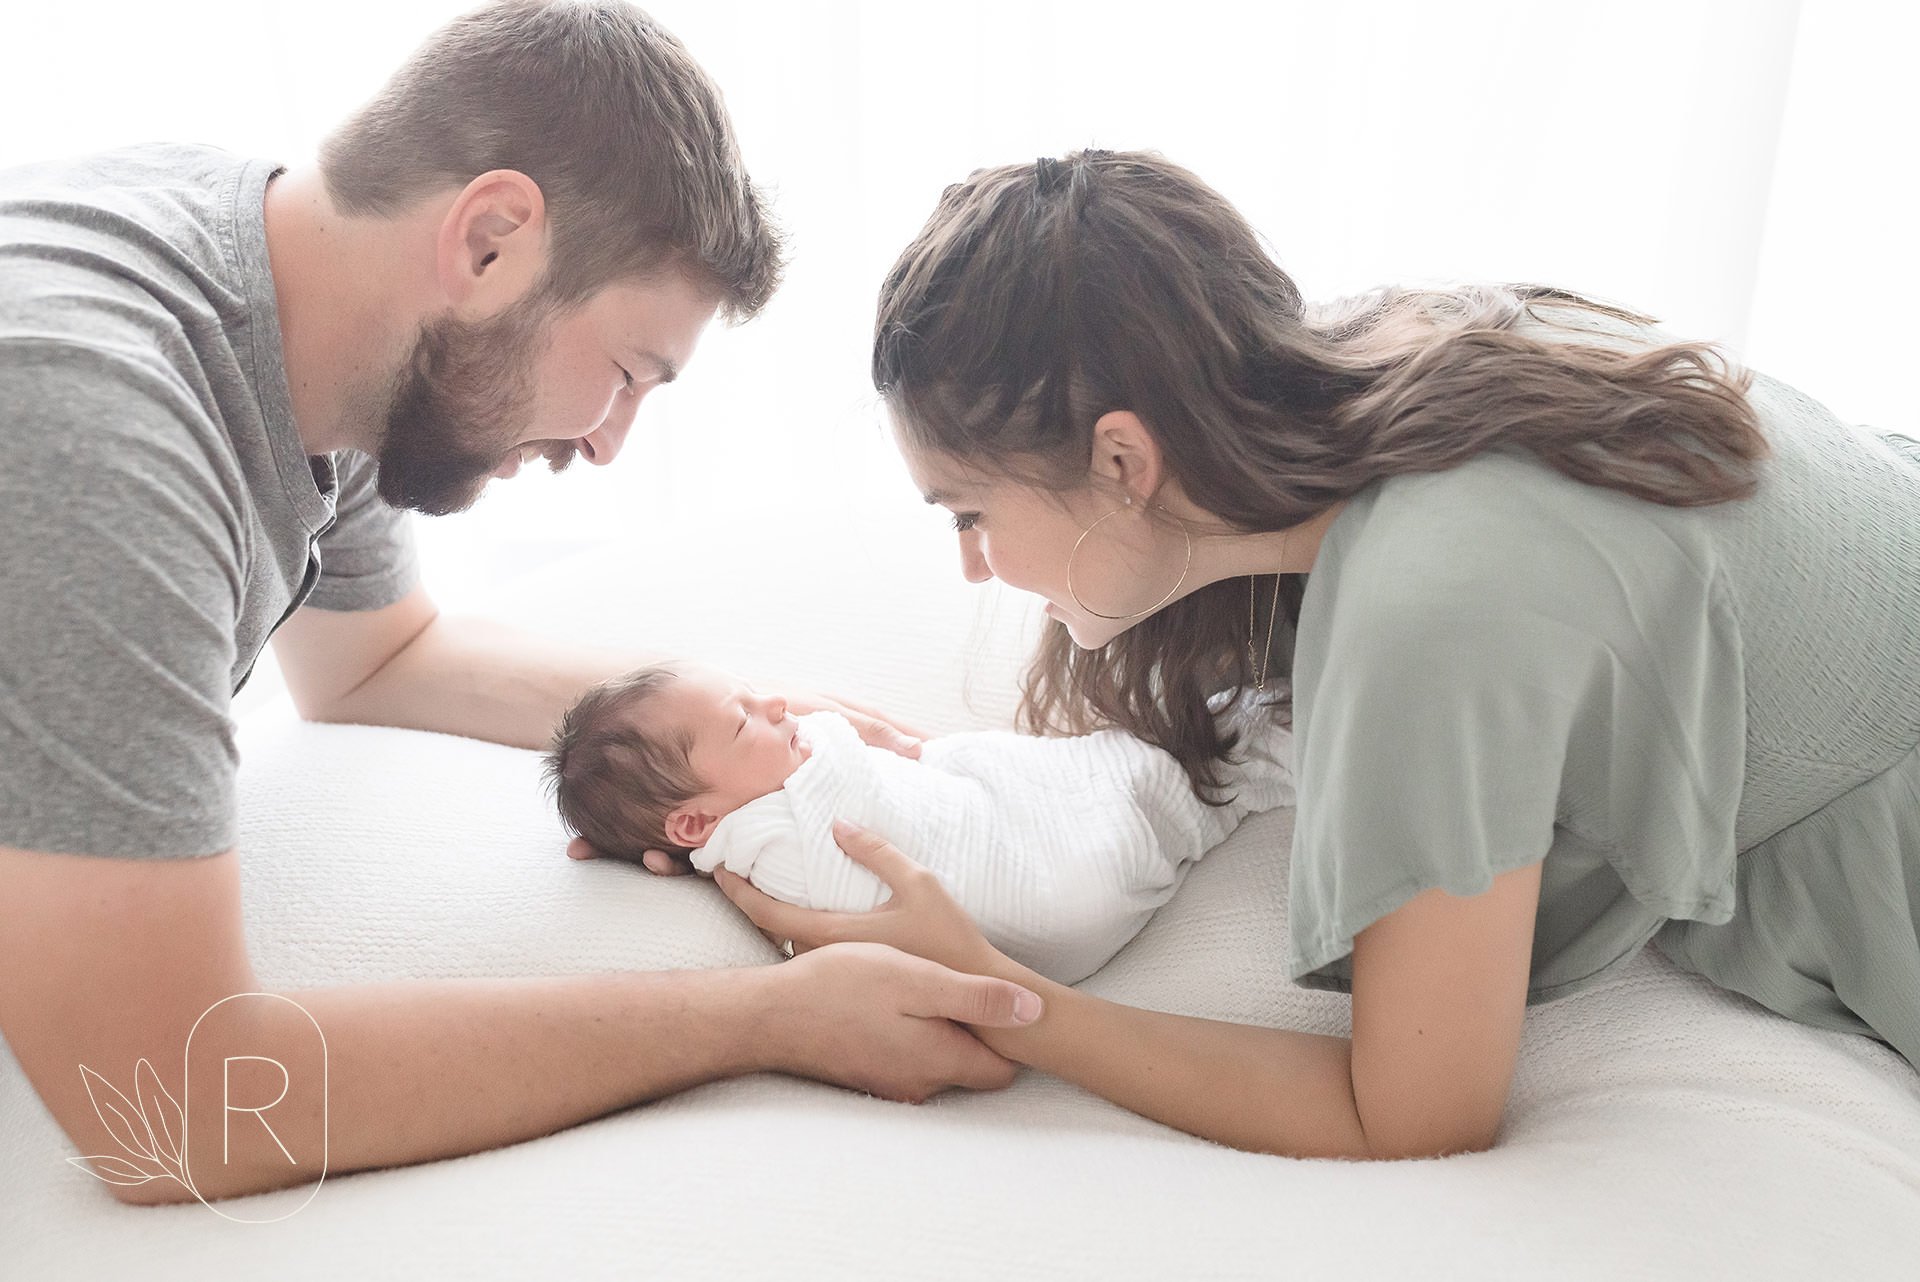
xmin=0 ymin=0 xmax=1042 ymax=1206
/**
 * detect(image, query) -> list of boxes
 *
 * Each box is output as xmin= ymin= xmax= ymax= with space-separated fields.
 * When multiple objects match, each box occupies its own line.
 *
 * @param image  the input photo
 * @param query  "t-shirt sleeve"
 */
xmin=1285 ymin=461 xmax=1745 ymax=993
xmin=0 ymin=344 xmax=241 ymax=857
xmin=302 ymin=450 xmax=419 ymax=612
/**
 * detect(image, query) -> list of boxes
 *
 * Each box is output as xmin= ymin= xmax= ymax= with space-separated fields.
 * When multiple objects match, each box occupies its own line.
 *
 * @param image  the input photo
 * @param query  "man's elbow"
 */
xmin=1359 ymin=1114 xmax=1502 ymax=1161
xmin=292 ymin=696 xmax=358 ymax=727
xmin=288 ymin=692 xmax=332 ymax=724
xmin=102 ymin=1173 xmax=201 ymax=1208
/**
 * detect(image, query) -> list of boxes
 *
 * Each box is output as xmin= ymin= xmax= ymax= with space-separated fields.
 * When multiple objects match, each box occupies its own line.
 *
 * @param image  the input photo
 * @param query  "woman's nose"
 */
xmin=959 ymin=533 xmax=991 ymax=584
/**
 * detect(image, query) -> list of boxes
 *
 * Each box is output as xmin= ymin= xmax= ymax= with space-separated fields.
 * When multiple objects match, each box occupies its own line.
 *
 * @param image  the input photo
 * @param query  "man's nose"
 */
xmin=576 ymin=393 xmax=641 ymax=466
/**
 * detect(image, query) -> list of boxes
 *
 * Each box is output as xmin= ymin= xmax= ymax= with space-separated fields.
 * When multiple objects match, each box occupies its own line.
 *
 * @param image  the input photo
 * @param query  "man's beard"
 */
xmin=374 ymin=299 xmax=578 ymax=517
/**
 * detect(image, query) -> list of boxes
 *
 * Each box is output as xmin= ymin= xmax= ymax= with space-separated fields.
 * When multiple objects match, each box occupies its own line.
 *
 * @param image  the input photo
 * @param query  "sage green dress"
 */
xmin=1286 ymin=306 xmax=1920 ymax=1069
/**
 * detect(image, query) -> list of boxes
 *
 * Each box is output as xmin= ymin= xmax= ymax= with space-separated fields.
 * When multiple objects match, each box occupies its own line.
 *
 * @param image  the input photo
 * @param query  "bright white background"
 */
xmin=3 ymin=0 xmax=1913 ymax=710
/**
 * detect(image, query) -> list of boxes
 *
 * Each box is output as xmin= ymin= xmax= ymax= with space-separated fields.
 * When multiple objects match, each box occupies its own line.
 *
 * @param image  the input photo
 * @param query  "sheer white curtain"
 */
xmin=4 ymin=1 xmax=1907 ymax=677
xmin=1744 ymin=0 xmax=1918 ymax=432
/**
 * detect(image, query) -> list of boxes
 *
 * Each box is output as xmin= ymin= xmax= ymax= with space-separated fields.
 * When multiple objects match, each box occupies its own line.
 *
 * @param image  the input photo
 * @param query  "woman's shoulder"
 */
xmin=1298 ymin=452 xmax=1732 ymax=698
xmin=1328 ymin=450 xmax=1716 ymax=603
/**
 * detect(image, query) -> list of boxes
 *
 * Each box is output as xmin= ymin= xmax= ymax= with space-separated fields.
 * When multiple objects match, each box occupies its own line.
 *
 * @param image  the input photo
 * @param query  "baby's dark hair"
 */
xmin=543 ymin=663 xmax=708 ymax=862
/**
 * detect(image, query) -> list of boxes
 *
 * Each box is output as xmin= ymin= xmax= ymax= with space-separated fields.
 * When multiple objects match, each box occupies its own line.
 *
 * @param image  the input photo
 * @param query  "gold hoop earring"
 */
xmin=1065 ymin=502 xmax=1194 ymax=621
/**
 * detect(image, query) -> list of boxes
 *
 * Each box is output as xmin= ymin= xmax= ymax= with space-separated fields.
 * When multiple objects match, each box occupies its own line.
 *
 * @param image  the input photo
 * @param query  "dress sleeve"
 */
xmin=303 ymin=450 xmax=419 ymax=611
xmin=1284 ymin=459 xmax=1745 ymax=994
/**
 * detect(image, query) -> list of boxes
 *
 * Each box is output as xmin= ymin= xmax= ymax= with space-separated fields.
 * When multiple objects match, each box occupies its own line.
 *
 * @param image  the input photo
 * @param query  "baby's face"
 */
xmin=665 ymin=664 xmax=812 ymax=816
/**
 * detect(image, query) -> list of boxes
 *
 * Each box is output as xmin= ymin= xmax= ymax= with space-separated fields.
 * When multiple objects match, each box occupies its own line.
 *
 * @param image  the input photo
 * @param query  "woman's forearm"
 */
xmin=973 ymin=960 xmax=1374 ymax=1160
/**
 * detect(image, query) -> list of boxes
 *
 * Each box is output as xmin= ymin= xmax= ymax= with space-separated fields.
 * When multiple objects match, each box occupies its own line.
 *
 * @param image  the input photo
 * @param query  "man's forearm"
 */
xmin=318 ymin=614 xmax=659 ymax=750
xmin=122 ymin=966 xmax=779 ymax=1205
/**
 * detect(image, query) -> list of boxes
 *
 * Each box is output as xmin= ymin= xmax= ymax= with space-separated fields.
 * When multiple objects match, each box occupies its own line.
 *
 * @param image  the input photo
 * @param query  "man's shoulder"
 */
xmin=0 ymin=142 xmax=251 ymax=213
xmin=0 ymin=142 xmax=266 ymax=338
xmin=0 ymin=334 xmax=246 ymax=558
xmin=0 ymin=331 xmax=212 ymax=450
xmin=0 ymin=145 xmax=265 ymax=479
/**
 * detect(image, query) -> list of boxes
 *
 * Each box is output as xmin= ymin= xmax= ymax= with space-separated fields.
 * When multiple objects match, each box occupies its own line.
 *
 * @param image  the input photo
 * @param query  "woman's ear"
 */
xmin=1090 ymin=410 xmax=1165 ymax=504
xmin=664 ymin=804 xmax=718 ymax=850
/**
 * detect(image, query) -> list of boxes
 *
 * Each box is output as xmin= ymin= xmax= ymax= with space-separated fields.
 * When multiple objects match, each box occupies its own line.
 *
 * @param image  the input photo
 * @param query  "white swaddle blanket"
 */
xmin=690 ymin=696 xmax=1295 ymax=984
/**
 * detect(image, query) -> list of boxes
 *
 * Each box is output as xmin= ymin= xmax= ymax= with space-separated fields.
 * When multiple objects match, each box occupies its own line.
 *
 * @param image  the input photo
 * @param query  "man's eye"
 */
xmin=951 ymin=512 xmax=980 ymax=533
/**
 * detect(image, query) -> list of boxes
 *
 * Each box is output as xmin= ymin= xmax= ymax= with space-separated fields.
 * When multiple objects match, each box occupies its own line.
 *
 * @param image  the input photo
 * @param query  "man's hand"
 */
xmin=756 ymin=941 xmax=1042 ymax=1104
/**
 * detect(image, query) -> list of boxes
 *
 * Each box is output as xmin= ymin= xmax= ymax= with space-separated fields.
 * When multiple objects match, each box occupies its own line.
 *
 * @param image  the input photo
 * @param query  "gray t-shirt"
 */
xmin=0 ymin=144 xmax=418 ymax=858
xmin=1285 ymin=303 xmax=1920 ymax=1047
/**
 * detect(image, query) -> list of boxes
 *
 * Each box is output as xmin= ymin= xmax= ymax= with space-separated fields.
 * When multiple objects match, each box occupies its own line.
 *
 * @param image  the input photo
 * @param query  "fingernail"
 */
xmin=832 ymin=818 xmax=856 ymax=836
xmin=1013 ymin=990 xmax=1042 ymax=1023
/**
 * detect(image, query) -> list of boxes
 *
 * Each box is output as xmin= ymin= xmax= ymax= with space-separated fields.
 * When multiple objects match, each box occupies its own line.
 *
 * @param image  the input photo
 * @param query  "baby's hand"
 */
xmin=642 ymin=848 xmax=700 ymax=877
xmin=565 ymin=836 xmax=700 ymax=877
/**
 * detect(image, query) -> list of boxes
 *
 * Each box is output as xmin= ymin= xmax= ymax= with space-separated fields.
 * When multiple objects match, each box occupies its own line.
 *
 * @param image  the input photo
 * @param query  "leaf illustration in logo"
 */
xmin=133 ymin=1057 xmax=186 ymax=1171
xmin=65 ymin=1154 xmax=159 ymax=1187
xmin=79 ymin=1064 xmax=158 ymax=1164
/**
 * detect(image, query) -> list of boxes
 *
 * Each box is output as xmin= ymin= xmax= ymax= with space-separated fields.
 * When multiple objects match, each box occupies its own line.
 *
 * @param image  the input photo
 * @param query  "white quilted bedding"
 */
xmin=4 ymin=531 xmax=1918 ymax=1280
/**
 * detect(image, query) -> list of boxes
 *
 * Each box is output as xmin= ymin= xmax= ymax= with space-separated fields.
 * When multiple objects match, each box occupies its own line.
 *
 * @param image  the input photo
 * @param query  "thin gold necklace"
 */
xmin=1249 ymin=572 xmax=1282 ymax=690
xmin=1248 ymin=529 xmax=1293 ymax=691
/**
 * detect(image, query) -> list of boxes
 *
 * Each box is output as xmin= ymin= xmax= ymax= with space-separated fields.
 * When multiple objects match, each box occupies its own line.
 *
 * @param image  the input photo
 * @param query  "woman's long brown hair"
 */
xmin=873 ymin=150 xmax=1769 ymax=802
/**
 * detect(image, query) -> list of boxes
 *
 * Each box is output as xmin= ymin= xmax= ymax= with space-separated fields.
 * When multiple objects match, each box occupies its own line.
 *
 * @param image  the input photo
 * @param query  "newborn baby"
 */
xmin=544 ymin=661 xmax=1294 ymax=984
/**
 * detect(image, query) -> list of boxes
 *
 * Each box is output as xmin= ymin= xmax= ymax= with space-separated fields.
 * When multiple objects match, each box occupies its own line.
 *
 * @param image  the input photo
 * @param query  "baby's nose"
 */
xmin=767 ymin=695 xmax=789 ymax=721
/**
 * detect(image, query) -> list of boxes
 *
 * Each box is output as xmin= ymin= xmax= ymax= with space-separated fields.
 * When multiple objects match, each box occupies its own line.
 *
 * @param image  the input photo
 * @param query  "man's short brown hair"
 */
xmin=320 ymin=0 xmax=783 ymax=319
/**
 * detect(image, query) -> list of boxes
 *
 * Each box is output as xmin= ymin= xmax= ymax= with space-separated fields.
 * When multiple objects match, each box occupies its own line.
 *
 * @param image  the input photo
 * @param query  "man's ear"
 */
xmin=435 ymin=168 xmax=547 ymax=315
xmin=664 ymin=805 xmax=719 ymax=850
xmin=1089 ymin=410 xmax=1166 ymax=504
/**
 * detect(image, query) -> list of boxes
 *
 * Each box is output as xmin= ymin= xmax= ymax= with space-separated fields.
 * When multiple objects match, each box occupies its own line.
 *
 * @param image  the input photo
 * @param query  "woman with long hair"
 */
xmin=713 ymin=149 xmax=1920 ymax=1159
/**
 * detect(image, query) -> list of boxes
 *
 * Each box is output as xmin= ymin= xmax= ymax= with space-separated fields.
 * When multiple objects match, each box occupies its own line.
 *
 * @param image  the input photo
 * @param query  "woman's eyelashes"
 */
xmin=618 ymin=365 xmax=635 ymax=391
xmin=950 ymin=511 xmax=980 ymax=532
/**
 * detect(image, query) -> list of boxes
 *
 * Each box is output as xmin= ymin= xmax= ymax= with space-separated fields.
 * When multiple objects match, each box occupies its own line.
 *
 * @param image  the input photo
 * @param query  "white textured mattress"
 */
xmin=5 ymin=532 xmax=1919 ymax=1279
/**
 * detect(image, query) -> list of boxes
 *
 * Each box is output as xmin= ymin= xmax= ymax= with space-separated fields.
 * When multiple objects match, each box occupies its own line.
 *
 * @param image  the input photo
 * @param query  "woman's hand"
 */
xmin=757 ymin=942 xmax=1041 ymax=1102
xmin=787 ymin=690 xmax=930 ymax=760
xmin=714 ymin=819 xmax=1006 ymax=980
